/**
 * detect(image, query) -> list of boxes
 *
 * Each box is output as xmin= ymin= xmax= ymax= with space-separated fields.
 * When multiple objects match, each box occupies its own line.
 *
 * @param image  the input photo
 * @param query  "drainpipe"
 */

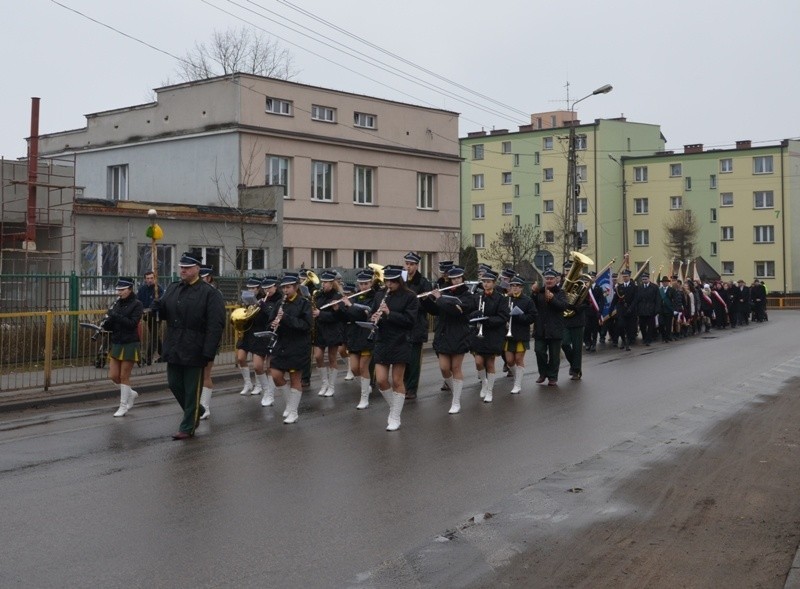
xmin=25 ymin=97 xmax=40 ymax=251
xmin=780 ymin=142 xmax=787 ymax=294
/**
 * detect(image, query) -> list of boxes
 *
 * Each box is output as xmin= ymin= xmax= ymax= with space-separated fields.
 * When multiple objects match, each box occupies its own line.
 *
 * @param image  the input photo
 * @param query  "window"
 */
xmin=754 ymin=225 xmax=775 ymax=243
xmin=107 ymin=165 xmax=128 ymax=200
xmin=755 ymin=261 xmax=775 ymax=278
xmin=472 ymin=144 xmax=484 ymax=160
xmin=266 ymin=97 xmax=292 ymax=115
xmin=311 ymin=161 xmax=334 ymax=201
xmin=472 ymin=174 xmax=485 ymax=190
xmin=473 ymin=234 xmax=485 ymax=248
xmin=502 ymin=202 xmax=512 ymax=215
xmin=722 ymin=261 xmax=735 ymax=275
xmin=575 ymin=135 xmax=588 ymax=150
xmin=709 ymin=174 xmax=717 ymax=189
xmin=186 ymin=246 xmax=219 ymax=274
xmin=543 ymin=137 xmax=553 ymax=150
xmin=534 ymin=152 xmax=540 ymax=165
xmin=720 ymin=192 xmax=734 ymax=207
xmin=710 ymin=208 xmax=717 ymax=222
xmin=634 ymin=229 xmax=649 ymax=246
xmin=80 ymin=241 xmax=122 ymax=292
xmin=514 ymin=184 xmax=520 ymax=197
xmin=543 ymin=199 xmax=554 ymax=213
xmin=353 ymin=166 xmax=374 ymax=205
xmin=312 ymin=249 xmax=334 ymax=268
xmin=753 ymin=155 xmax=773 ymax=174
xmin=544 ymin=168 xmax=554 ymax=181
xmin=721 ymin=226 xmax=734 ymax=241
xmin=534 ymin=214 xmax=540 ymax=226
xmin=282 ymin=248 xmax=292 ymax=269
xmin=501 ymin=141 xmax=512 ymax=154
xmin=534 ymin=183 xmax=540 ymax=196
xmin=472 ymin=203 xmax=485 ymax=219
xmin=544 ymin=231 xmax=555 ymax=243
xmin=634 ymin=166 xmax=648 ymax=182
xmin=577 ymin=198 xmax=588 ymax=214
xmin=236 ymin=248 xmax=268 ymax=271
xmin=634 ymin=198 xmax=649 ymax=214
xmin=311 ymin=104 xmax=336 ymax=122
xmin=578 ymin=229 xmax=589 ymax=247
xmin=417 ymin=173 xmax=435 ymax=209
xmin=685 ymin=177 xmax=692 ymax=191
xmin=353 ymin=250 xmax=374 ymax=268
xmin=670 ymin=196 xmax=683 ymax=210
xmin=670 ymin=163 xmax=682 ymax=177
xmin=720 ymin=158 xmax=733 ymax=173
xmin=514 ymin=215 xmax=521 ymax=227
xmin=267 ymin=156 xmax=291 ymax=197
xmin=576 ymin=165 xmax=587 ymax=182
xmin=501 ymin=172 xmax=512 ymax=185
xmin=754 ymin=191 xmax=774 ymax=209
xmin=513 ymin=154 xmax=520 ymax=167
xmin=710 ymin=241 xmax=717 ymax=256
xmin=354 ymin=112 xmax=377 ymax=129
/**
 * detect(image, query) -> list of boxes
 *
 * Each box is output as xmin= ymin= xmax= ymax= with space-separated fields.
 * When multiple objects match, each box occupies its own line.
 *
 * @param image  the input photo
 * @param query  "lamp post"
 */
xmin=147 ymin=208 xmax=159 ymax=300
xmin=562 ymin=84 xmax=613 ymax=269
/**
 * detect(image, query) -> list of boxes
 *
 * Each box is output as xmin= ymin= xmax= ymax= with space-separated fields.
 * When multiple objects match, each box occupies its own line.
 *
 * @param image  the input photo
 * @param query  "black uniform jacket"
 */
xmin=107 ymin=294 xmax=144 ymax=345
xmin=469 ymin=289 xmax=510 ymax=356
xmin=420 ymin=284 xmax=476 ymax=355
xmin=505 ymin=293 xmax=536 ymax=342
xmin=270 ymin=292 xmax=312 ymax=371
xmin=634 ymin=282 xmax=661 ymax=316
xmin=239 ymin=291 xmax=282 ymax=356
xmin=159 ymin=278 xmax=226 ymax=367
xmin=343 ymin=289 xmax=376 ymax=353
xmin=312 ymin=289 xmax=345 ymax=347
xmin=405 ymin=271 xmax=432 ymax=344
xmin=371 ymin=288 xmax=419 ymax=365
xmin=533 ymin=285 xmax=568 ymax=340
xmin=613 ymin=281 xmax=638 ymax=317
xmin=658 ymin=286 xmax=675 ymax=314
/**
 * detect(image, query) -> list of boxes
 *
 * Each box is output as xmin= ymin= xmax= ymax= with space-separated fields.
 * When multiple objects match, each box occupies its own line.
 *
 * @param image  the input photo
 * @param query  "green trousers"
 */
xmin=534 ymin=338 xmax=562 ymax=380
xmin=561 ymin=325 xmax=584 ymax=374
xmin=167 ymin=364 xmax=203 ymax=434
xmin=403 ymin=342 xmax=424 ymax=393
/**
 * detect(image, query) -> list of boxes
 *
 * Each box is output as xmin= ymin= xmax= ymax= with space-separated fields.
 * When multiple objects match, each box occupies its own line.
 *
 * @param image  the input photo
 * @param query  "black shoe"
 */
xmin=405 ymin=391 xmax=417 ymax=401
xmin=441 ymin=381 xmax=451 ymax=391
xmin=625 ymin=346 xmax=631 ymax=351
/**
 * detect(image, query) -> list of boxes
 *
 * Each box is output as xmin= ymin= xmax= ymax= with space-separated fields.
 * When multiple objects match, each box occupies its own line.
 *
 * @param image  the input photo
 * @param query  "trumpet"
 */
xmin=506 ymin=298 xmax=514 ymax=337
xmin=476 ymin=295 xmax=485 ymax=338
xmin=416 ymin=283 xmax=461 ymax=298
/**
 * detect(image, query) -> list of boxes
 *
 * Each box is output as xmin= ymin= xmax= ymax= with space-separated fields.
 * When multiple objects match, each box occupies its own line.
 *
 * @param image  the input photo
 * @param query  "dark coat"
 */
xmin=421 ymin=284 xmax=476 ymax=355
xmin=343 ymin=289 xmax=376 ymax=353
xmin=312 ymin=289 xmax=345 ymax=347
xmin=270 ymin=293 xmax=312 ymax=372
xmin=736 ymin=285 xmax=751 ymax=308
xmin=158 ymin=278 xmax=226 ymax=367
xmin=469 ymin=290 xmax=510 ymax=355
xmin=136 ymin=283 xmax=164 ymax=310
xmin=658 ymin=285 xmax=676 ymax=314
xmin=635 ymin=282 xmax=661 ymax=316
xmin=506 ymin=293 xmax=536 ymax=341
xmin=371 ymin=288 xmax=419 ymax=365
xmin=533 ymin=285 xmax=568 ymax=339
xmin=613 ymin=281 xmax=638 ymax=317
xmin=238 ymin=290 xmax=281 ymax=357
xmin=564 ymin=298 xmax=588 ymax=329
xmin=107 ymin=294 xmax=144 ymax=345
xmin=405 ymin=271 xmax=432 ymax=344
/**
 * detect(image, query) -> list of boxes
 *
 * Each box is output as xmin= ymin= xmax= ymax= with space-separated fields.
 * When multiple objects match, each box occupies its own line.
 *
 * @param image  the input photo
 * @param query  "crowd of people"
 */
xmin=103 ymin=252 xmax=770 ymax=440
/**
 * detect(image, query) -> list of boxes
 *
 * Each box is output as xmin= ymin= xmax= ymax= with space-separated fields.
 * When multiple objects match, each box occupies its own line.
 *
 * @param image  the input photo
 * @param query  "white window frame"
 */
xmin=543 ymin=168 xmax=554 ymax=181
xmin=753 ymin=155 xmax=773 ymax=174
xmin=353 ymin=165 xmax=375 ymax=205
xmin=501 ymin=141 xmax=512 ymax=154
xmin=312 ymin=249 xmax=334 ymax=268
xmin=236 ymin=247 xmax=269 ymax=271
xmin=107 ymin=164 xmax=128 ymax=201
xmin=576 ymin=198 xmax=588 ymax=214
xmin=501 ymin=172 xmax=512 ymax=185
xmin=754 ymin=225 xmax=775 ymax=243
xmin=311 ymin=104 xmax=336 ymax=123
xmin=710 ymin=208 xmax=717 ymax=222
xmin=754 ymin=191 xmax=774 ymax=209
xmin=267 ymin=156 xmax=291 ymax=197
xmin=353 ymin=250 xmax=374 ymax=268
xmin=354 ymin=112 xmax=377 ymax=129
xmin=543 ymin=137 xmax=554 ymax=150
xmin=472 ymin=144 xmax=485 ymax=160
xmin=513 ymin=184 xmax=520 ymax=197
xmin=722 ymin=261 xmax=735 ymax=275
xmin=634 ymin=229 xmax=649 ymax=246
xmin=720 ymin=192 xmax=734 ymax=207
xmin=670 ymin=163 xmax=682 ymax=177
xmin=311 ymin=161 xmax=334 ymax=202
xmin=502 ymin=202 xmax=513 ymax=216
xmin=185 ymin=246 xmax=218 ymax=274
xmin=634 ymin=197 xmax=649 ymax=214
xmin=575 ymin=135 xmax=588 ymax=150
xmin=472 ymin=203 xmax=485 ymax=219
xmin=473 ymin=233 xmax=485 ymax=249
xmin=720 ymin=158 xmax=733 ymax=173
xmin=543 ymin=199 xmax=554 ymax=213
xmin=685 ymin=177 xmax=692 ymax=191
xmin=513 ymin=154 xmax=520 ymax=167
xmin=576 ymin=165 xmax=587 ymax=182
xmin=634 ymin=166 xmax=648 ymax=182
xmin=670 ymin=196 xmax=683 ymax=210
xmin=755 ymin=261 xmax=775 ymax=279
xmin=472 ymin=174 xmax=485 ymax=190
xmin=417 ymin=173 xmax=435 ymax=210
xmin=266 ymin=97 xmax=292 ymax=116
xmin=80 ymin=241 xmax=122 ymax=293
xmin=709 ymin=174 xmax=717 ymax=189
xmin=721 ymin=226 xmax=734 ymax=241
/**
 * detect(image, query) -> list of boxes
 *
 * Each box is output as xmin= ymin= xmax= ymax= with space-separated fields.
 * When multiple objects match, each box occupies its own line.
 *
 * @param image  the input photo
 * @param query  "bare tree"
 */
xmin=174 ymin=27 xmax=297 ymax=82
xmin=483 ymin=224 xmax=543 ymax=274
xmin=663 ymin=210 xmax=698 ymax=261
xmin=439 ymin=230 xmax=464 ymax=265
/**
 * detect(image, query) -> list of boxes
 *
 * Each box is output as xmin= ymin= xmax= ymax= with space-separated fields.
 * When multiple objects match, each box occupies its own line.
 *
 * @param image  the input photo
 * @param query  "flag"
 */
xmin=693 ymin=259 xmax=701 ymax=283
xmin=594 ymin=266 xmax=614 ymax=321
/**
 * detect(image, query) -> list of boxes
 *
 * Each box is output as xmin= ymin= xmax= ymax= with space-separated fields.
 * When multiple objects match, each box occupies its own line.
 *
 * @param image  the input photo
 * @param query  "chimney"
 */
xmin=489 ymin=129 xmax=509 ymax=135
xmin=684 ymin=143 xmax=703 ymax=154
xmin=467 ymin=130 xmax=487 ymax=138
xmin=518 ymin=124 xmax=533 ymax=132
xmin=736 ymin=140 xmax=752 ymax=150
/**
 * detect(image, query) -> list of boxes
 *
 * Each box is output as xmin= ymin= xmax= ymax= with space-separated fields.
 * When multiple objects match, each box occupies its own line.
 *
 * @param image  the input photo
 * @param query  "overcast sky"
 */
xmin=1 ymin=0 xmax=798 ymax=160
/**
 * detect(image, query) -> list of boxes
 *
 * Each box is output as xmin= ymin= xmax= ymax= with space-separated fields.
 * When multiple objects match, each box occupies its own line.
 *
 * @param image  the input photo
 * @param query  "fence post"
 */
xmin=44 ymin=310 xmax=54 ymax=390
xmin=70 ymin=272 xmax=79 ymax=356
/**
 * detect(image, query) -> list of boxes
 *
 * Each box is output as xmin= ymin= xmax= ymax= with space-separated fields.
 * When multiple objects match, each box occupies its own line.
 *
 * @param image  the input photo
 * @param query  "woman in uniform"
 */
xmin=469 ymin=269 xmax=510 ymax=403
xmin=235 ymin=276 xmax=270 ymax=398
xmin=107 ymin=277 xmax=144 ymax=417
xmin=257 ymin=276 xmax=283 ymax=407
xmin=504 ymin=275 xmax=537 ymax=393
xmin=199 ymin=265 xmax=217 ymax=419
xmin=312 ymin=270 xmax=345 ymax=397
xmin=338 ymin=269 xmax=377 ymax=410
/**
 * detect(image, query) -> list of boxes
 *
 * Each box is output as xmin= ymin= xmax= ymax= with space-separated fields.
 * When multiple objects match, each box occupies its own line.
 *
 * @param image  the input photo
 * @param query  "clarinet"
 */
xmin=368 ymin=291 xmax=391 ymax=341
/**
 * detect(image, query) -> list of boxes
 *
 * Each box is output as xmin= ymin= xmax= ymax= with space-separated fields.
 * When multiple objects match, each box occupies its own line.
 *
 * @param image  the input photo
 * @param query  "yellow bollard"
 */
xmin=44 ymin=310 xmax=54 ymax=390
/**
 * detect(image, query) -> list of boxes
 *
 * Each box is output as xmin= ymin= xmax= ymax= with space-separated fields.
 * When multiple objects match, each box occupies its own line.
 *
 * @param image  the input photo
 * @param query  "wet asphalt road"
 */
xmin=1 ymin=314 xmax=798 ymax=588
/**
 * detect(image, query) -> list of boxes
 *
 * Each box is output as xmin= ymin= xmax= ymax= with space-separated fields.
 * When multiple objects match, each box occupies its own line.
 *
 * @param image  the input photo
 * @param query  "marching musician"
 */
xmin=420 ymin=265 xmax=476 ymax=414
xmin=269 ymin=272 xmax=313 ymax=424
xmin=402 ymin=252 xmax=432 ymax=401
xmin=369 ymin=264 xmax=419 ymax=431
xmin=235 ymin=276 xmax=270 ymax=398
xmin=436 ymin=259 xmax=454 ymax=392
xmin=107 ymin=277 xmax=144 ymax=417
xmin=503 ymin=275 xmax=537 ymax=394
xmin=561 ymin=280 xmax=589 ymax=381
xmin=312 ymin=270 xmax=346 ymax=397
xmin=533 ymin=269 xmax=567 ymax=386
xmin=258 ymin=276 xmax=283 ymax=407
xmin=469 ymin=269 xmax=510 ymax=403
xmin=338 ymin=269 xmax=377 ymax=410
xmin=199 ymin=265 xmax=218 ymax=419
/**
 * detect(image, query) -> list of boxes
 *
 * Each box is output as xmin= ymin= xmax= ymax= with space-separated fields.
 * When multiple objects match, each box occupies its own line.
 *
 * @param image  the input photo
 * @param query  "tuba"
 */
xmin=562 ymin=251 xmax=594 ymax=318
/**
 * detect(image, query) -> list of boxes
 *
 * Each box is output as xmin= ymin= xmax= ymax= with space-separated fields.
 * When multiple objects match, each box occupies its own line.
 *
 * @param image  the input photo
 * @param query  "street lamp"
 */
xmin=562 ymin=83 xmax=613 ymax=268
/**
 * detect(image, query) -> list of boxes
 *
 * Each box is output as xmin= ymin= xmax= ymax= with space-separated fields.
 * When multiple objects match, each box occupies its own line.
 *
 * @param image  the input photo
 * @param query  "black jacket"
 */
xmin=107 ymin=294 xmax=144 ymax=345
xmin=658 ymin=286 xmax=676 ymax=314
xmin=469 ymin=289 xmax=510 ymax=355
xmin=158 ymin=278 xmax=226 ymax=367
xmin=136 ymin=283 xmax=164 ymax=310
xmin=533 ymin=285 xmax=568 ymax=339
xmin=405 ymin=271 xmax=432 ymax=343
xmin=635 ymin=283 xmax=661 ymax=316
xmin=421 ymin=284 xmax=476 ymax=355
xmin=343 ymin=289 xmax=376 ymax=353
xmin=371 ymin=288 xmax=419 ymax=365
xmin=613 ymin=281 xmax=638 ymax=316
xmin=270 ymin=292 xmax=312 ymax=371
xmin=506 ymin=293 xmax=536 ymax=341
xmin=312 ymin=289 xmax=345 ymax=347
